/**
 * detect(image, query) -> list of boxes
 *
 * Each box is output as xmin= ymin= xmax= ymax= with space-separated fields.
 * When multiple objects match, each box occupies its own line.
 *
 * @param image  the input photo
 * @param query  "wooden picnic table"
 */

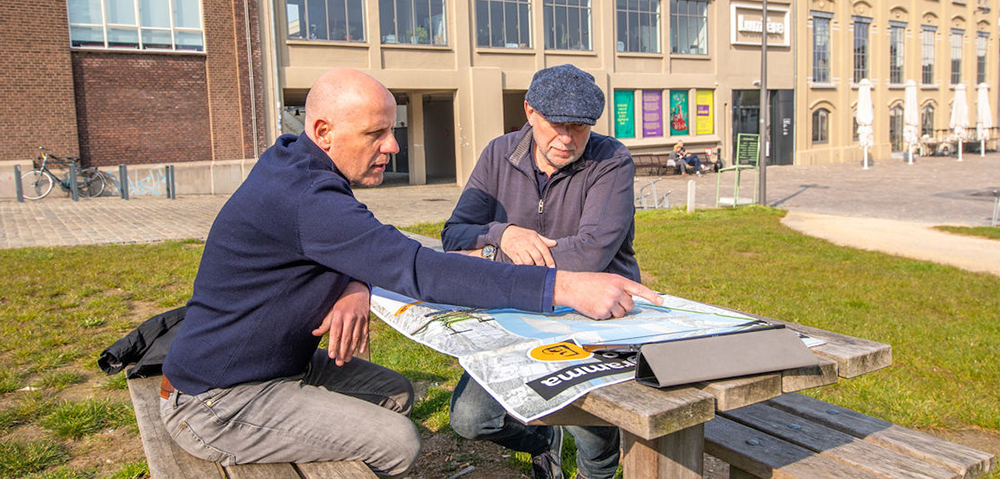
xmin=402 ymin=232 xmax=892 ymax=479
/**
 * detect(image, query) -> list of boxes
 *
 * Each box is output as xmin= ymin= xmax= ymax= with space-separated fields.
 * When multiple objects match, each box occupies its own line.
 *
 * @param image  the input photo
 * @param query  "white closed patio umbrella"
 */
xmin=857 ymin=79 xmax=874 ymax=169
xmin=977 ymin=83 xmax=993 ymax=157
xmin=904 ymin=80 xmax=919 ymax=165
xmin=950 ymin=84 xmax=970 ymax=161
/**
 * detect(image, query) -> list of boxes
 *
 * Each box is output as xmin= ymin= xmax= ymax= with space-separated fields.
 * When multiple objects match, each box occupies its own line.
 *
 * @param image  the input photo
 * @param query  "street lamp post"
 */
xmin=758 ymin=0 xmax=768 ymax=205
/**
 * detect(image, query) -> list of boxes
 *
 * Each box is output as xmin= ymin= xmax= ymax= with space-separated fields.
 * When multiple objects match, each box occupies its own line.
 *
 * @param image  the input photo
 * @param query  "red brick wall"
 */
xmin=0 ymin=0 xmax=79 ymax=164
xmin=71 ymin=52 xmax=213 ymax=167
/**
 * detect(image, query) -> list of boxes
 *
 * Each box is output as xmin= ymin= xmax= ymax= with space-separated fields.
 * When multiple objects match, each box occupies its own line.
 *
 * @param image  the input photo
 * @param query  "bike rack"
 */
xmin=635 ymin=178 xmax=671 ymax=210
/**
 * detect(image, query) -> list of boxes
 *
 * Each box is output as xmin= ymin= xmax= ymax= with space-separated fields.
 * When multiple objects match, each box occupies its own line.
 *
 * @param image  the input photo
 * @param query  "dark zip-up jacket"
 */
xmin=164 ymin=133 xmax=554 ymax=395
xmin=442 ymin=125 xmax=640 ymax=282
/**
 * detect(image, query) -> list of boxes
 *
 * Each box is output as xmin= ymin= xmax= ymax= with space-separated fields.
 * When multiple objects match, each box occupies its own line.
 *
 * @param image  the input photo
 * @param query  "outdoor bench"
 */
xmin=633 ymin=153 xmax=722 ymax=176
xmin=705 ymin=392 xmax=995 ymax=479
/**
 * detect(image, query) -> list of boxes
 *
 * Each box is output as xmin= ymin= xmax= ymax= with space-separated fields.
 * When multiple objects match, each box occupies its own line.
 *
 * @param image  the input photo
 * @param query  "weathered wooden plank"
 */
xmin=296 ymin=460 xmax=378 ymax=478
xmin=529 ymin=402 xmax=614 ymax=427
xmin=225 ymin=463 xmax=300 ymax=479
xmin=768 ymin=393 xmax=995 ymax=479
xmin=722 ymin=403 xmax=958 ymax=479
xmin=705 ymin=416 xmax=882 ymax=479
xmin=127 ymin=376 xmax=225 ymax=478
xmin=781 ymin=357 xmax=839 ymax=393
xmin=695 ymin=373 xmax=782 ymax=412
xmin=574 ymin=381 xmax=715 ymax=441
xmin=622 ymin=424 xmax=704 ymax=479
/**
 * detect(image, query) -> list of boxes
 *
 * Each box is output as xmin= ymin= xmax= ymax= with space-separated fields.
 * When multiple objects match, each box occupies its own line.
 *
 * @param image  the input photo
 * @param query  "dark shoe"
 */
xmin=531 ymin=426 xmax=564 ymax=479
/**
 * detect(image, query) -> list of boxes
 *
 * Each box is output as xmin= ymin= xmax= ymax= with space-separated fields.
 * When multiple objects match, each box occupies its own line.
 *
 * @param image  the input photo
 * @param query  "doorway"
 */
xmin=732 ymin=89 xmax=794 ymax=165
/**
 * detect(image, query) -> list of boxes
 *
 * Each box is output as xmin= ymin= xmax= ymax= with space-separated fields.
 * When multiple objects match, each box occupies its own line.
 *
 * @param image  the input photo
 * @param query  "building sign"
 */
xmin=736 ymin=133 xmax=760 ymax=165
xmin=695 ymin=90 xmax=714 ymax=135
xmin=730 ymin=4 xmax=790 ymax=47
xmin=669 ymin=90 xmax=688 ymax=136
xmin=614 ymin=90 xmax=635 ymax=138
xmin=641 ymin=90 xmax=662 ymax=137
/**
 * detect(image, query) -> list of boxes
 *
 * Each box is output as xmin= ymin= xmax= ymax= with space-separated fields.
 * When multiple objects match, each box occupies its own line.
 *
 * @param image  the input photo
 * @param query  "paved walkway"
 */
xmin=2 ymin=153 xmax=998 ymax=275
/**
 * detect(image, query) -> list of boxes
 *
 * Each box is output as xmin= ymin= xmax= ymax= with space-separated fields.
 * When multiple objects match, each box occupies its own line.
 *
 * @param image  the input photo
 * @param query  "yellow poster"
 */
xmin=696 ymin=90 xmax=714 ymax=135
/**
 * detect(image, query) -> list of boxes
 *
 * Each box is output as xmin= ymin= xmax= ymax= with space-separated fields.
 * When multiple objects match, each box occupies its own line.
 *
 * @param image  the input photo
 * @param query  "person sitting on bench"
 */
xmin=159 ymin=68 xmax=661 ymax=477
xmin=673 ymin=141 xmax=702 ymax=176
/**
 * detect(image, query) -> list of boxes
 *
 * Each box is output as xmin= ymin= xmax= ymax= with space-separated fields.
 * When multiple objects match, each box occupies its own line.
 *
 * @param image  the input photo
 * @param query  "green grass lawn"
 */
xmin=0 ymin=208 xmax=997 ymax=477
xmin=935 ymin=225 xmax=1000 ymax=241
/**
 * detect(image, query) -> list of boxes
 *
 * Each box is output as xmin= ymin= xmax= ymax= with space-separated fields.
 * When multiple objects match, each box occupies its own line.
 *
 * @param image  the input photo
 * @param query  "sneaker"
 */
xmin=531 ymin=426 xmax=564 ymax=479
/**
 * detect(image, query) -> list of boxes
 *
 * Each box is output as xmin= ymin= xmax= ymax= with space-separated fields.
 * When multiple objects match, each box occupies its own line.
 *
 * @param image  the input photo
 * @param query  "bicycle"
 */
xmin=21 ymin=146 xmax=106 ymax=200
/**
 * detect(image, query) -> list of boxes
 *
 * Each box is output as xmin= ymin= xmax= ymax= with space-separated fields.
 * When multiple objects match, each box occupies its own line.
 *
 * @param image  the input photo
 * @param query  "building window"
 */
xmin=852 ymin=113 xmax=859 ymax=141
xmin=379 ymin=0 xmax=447 ymax=45
xmin=977 ymin=33 xmax=988 ymax=84
xmin=922 ymin=27 xmax=936 ymax=85
xmin=853 ymin=17 xmax=870 ymax=83
xmin=889 ymin=23 xmax=905 ymax=84
xmin=543 ymin=0 xmax=592 ymax=50
xmin=67 ymin=0 xmax=205 ymax=51
xmin=670 ymin=0 xmax=707 ymax=55
xmin=812 ymin=109 xmax=829 ymax=144
xmin=889 ymin=105 xmax=904 ymax=152
xmin=286 ymin=0 xmax=365 ymax=42
xmin=475 ymin=0 xmax=530 ymax=48
xmin=617 ymin=0 xmax=659 ymax=53
xmin=812 ymin=14 xmax=831 ymax=83
xmin=921 ymin=104 xmax=935 ymax=137
xmin=951 ymin=30 xmax=963 ymax=84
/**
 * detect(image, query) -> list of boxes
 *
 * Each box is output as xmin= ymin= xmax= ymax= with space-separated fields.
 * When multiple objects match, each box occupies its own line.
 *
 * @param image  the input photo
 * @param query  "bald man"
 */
xmin=160 ymin=68 xmax=659 ymax=476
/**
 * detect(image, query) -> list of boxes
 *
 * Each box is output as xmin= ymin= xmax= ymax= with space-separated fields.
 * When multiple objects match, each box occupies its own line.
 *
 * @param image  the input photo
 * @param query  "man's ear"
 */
xmin=311 ymin=119 xmax=334 ymax=150
xmin=524 ymin=101 xmax=536 ymax=127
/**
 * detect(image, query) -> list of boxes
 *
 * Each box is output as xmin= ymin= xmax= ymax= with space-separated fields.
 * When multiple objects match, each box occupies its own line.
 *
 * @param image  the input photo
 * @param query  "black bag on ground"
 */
xmin=98 ymin=306 xmax=186 ymax=379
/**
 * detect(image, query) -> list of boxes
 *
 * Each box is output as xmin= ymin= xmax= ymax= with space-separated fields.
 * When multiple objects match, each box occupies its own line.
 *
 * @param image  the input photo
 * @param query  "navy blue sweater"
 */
xmin=164 ymin=134 xmax=554 ymax=395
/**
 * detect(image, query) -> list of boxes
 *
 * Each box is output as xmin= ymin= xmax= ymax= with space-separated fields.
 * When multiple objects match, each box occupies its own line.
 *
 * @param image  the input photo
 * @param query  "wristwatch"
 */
xmin=481 ymin=244 xmax=497 ymax=261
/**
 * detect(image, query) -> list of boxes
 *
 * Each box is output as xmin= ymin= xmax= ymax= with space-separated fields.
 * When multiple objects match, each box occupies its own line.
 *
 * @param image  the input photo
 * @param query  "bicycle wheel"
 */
xmin=20 ymin=170 xmax=53 ymax=200
xmin=78 ymin=168 xmax=106 ymax=197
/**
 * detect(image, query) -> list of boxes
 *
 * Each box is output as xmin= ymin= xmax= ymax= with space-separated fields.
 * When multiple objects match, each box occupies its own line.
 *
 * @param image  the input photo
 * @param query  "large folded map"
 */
xmin=371 ymin=288 xmax=813 ymax=422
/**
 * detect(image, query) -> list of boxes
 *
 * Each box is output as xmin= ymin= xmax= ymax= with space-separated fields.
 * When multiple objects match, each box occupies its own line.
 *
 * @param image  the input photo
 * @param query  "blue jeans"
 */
xmin=160 ymin=350 xmax=420 ymax=476
xmin=450 ymin=372 xmax=620 ymax=479
xmin=681 ymin=154 xmax=702 ymax=172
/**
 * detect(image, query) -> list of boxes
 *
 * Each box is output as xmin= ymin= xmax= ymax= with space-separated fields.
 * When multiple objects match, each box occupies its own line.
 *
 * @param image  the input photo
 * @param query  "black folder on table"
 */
xmin=634 ymin=326 xmax=820 ymax=388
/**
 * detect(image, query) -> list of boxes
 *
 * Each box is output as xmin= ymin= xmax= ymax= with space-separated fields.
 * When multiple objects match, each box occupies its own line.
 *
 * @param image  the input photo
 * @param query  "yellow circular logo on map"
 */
xmin=528 ymin=342 xmax=593 ymax=362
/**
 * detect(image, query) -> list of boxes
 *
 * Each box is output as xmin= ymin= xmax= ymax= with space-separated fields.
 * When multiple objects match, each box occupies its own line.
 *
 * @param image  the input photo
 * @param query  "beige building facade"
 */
xmin=795 ymin=0 xmax=997 ymax=165
xmin=257 ymin=0 xmax=795 ymax=186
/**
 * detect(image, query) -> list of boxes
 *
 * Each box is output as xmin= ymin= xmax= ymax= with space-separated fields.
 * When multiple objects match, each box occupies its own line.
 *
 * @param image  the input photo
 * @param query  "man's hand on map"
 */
xmin=313 ymin=280 xmax=370 ymax=366
xmin=500 ymin=225 xmax=558 ymax=267
xmin=553 ymin=271 xmax=663 ymax=320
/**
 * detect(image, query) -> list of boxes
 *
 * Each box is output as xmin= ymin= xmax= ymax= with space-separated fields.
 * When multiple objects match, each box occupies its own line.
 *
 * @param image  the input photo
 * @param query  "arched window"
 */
xmin=889 ymin=105 xmax=904 ymax=152
xmin=812 ymin=109 xmax=830 ymax=144
xmin=921 ymin=104 xmax=935 ymax=138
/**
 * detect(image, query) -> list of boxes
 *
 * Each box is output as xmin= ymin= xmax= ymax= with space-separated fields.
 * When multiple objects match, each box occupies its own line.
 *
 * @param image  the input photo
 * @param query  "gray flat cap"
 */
xmin=525 ymin=64 xmax=605 ymax=125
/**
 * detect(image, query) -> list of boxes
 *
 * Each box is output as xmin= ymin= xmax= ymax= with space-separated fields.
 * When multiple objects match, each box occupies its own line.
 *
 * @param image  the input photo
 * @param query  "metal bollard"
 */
xmin=69 ymin=163 xmax=79 ymax=201
xmin=991 ymin=190 xmax=999 ymax=227
xmin=169 ymin=165 xmax=177 ymax=199
xmin=14 ymin=165 xmax=24 ymax=203
xmin=118 ymin=164 xmax=129 ymax=200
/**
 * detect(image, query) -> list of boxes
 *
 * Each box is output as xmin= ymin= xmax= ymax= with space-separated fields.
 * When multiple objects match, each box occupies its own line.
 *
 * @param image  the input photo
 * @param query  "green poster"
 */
xmin=614 ymin=90 xmax=635 ymax=138
xmin=669 ymin=90 xmax=689 ymax=136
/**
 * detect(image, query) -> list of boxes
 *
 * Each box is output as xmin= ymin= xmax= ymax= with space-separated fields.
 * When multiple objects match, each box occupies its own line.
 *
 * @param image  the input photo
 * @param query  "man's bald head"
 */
xmin=303 ymin=68 xmax=399 ymax=187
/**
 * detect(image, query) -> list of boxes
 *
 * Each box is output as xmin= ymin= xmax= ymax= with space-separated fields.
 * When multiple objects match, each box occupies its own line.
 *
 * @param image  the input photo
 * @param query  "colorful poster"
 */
xmin=696 ymin=90 xmax=714 ymax=135
xmin=614 ymin=90 xmax=635 ymax=138
xmin=641 ymin=90 xmax=663 ymax=137
xmin=669 ymin=90 xmax=689 ymax=136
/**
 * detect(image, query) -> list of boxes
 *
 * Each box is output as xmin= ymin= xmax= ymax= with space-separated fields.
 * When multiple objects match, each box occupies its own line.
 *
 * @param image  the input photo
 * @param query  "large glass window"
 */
xmin=812 ymin=109 xmax=829 ymax=143
xmin=544 ymin=0 xmax=591 ymax=50
xmin=921 ymin=104 xmax=935 ymax=138
xmin=812 ymin=14 xmax=831 ymax=83
xmin=475 ymin=0 xmax=530 ymax=48
xmin=670 ymin=0 xmax=707 ymax=55
xmin=951 ymin=30 xmax=964 ymax=85
xmin=617 ymin=0 xmax=659 ymax=53
xmin=853 ymin=17 xmax=870 ymax=83
xmin=977 ymin=33 xmax=988 ymax=84
xmin=380 ymin=0 xmax=447 ymax=45
xmin=68 ymin=0 xmax=204 ymax=51
xmin=286 ymin=0 xmax=365 ymax=42
xmin=922 ymin=27 xmax=936 ymax=85
xmin=890 ymin=23 xmax=905 ymax=84
xmin=889 ymin=105 xmax=904 ymax=152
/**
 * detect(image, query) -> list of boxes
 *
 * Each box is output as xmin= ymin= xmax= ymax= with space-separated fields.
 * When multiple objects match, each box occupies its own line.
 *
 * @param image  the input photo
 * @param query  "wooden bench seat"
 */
xmin=127 ymin=375 xmax=377 ymax=478
xmin=704 ymin=392 xmax=994 ymax=479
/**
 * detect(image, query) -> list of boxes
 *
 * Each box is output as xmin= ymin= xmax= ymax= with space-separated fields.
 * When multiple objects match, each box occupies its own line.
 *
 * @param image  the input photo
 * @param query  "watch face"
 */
xmin=482 ymin=245 xmax=497 ymax=260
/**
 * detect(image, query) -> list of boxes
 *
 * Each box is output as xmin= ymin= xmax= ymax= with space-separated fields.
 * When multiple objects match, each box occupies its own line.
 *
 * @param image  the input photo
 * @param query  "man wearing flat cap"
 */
xmin=442 ymin=64 xmax=638 ymax=479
